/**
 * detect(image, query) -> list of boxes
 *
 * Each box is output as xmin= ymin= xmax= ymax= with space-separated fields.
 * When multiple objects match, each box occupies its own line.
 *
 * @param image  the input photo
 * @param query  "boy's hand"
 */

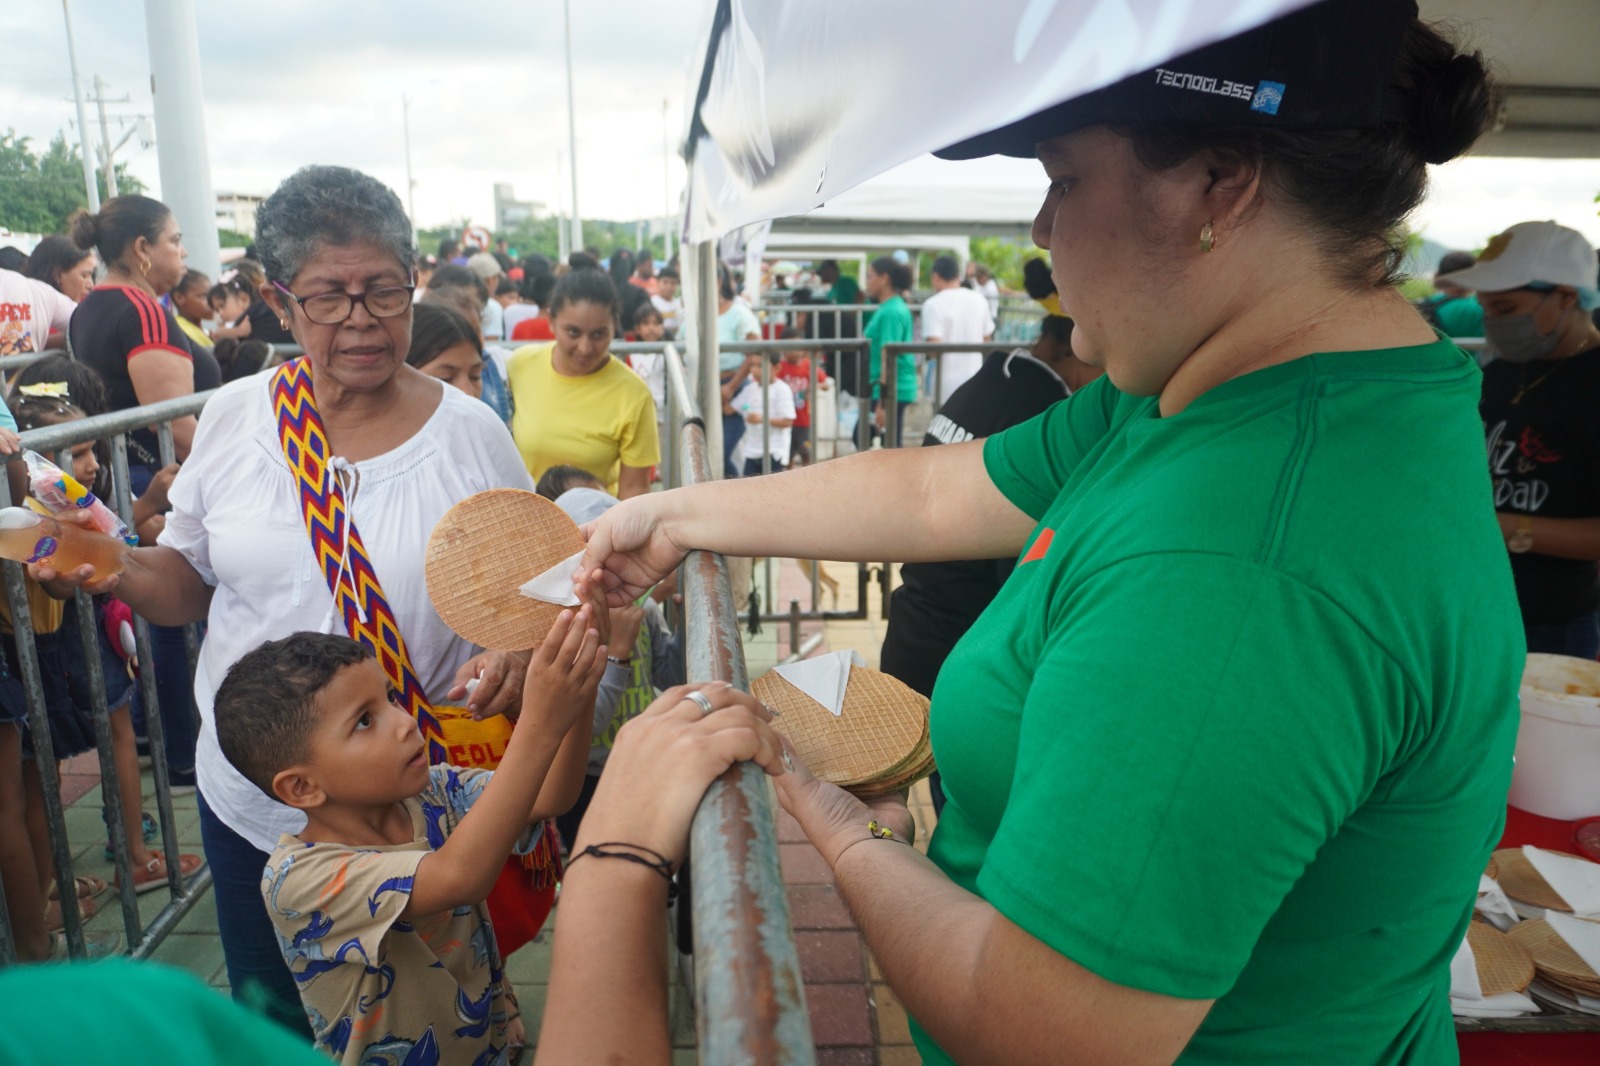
xmin=518 ymin=605 xmax=606 ymax=738
xmin=0 ymin=428 xmax=21 ymax=456
xmin=608 ymin=601 xmax=645 ymax=661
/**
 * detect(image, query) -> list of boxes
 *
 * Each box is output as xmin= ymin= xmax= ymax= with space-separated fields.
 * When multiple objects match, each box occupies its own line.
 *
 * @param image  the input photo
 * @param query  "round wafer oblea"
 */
xmin=426 ymin=489 xmax=587 ymax=652
xmin=1491 ymin=848 xmax=1580 ymax=913
xmin=1508 ymin=916 xmax=1600 ymax=995
xmin=1467 ymin=921 xmax=1536 ymax=997
xmin=753 ymin=665 xmax=930 ymax=794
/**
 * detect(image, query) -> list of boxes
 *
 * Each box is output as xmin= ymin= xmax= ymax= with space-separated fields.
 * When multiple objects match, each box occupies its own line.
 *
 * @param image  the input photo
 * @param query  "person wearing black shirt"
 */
xmin=1441 ymin=220 xmax=1600 ymax=658
xmin=879 ymin=310 xmax=1100 ymax=809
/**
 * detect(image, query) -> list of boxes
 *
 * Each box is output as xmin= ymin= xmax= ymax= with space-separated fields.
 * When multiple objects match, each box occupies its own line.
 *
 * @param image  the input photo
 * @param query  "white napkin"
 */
xmin=1449 ymin=934 xmax=1536 ymax=1016
xmin=1546 ymin=909 xmax=1600 ymax=976
xmin=1523 ymin=846 xmax=1600 ymax=916
xmin=772 ymin=650 xmax=866 ymax=717
xmin=518 ymin=550 xmax=585 ymax=607
xmin=1476 ymin=874 xmax=1521 ymax=931
xmin=1530 ymin=978 xmax=1600 ymax=1015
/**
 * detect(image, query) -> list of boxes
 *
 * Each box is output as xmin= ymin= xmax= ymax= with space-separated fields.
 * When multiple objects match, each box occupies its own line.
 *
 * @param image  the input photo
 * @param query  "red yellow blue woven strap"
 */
xmin=269 ymin=359 xmax=561 ymax=890
xmin=270 ymin=358 xmax=447 ymax=762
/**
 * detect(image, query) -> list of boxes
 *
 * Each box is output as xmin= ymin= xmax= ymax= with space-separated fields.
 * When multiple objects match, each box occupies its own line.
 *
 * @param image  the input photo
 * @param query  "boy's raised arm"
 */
xmin=403 ymin=601 xmax=607 ymax=919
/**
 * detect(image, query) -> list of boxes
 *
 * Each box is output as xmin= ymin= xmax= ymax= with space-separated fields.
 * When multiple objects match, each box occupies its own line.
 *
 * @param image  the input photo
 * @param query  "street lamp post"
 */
xmin=662 ymin=98 xmax=673 ymax=263
xmin=563 ymin=0 xmax=583 ymax=254
xmin=61 ymin=0 xmax=99 ymax=213
xmin=402 ymin=92 xmax=418 ymax=243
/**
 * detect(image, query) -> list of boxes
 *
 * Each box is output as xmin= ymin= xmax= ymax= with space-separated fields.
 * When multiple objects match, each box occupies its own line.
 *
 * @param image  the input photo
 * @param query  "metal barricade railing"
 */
xmin=660 ymin=342 xmax=815 ymax=1066
xmin=0 ymin=391 xmax=216 ymax=965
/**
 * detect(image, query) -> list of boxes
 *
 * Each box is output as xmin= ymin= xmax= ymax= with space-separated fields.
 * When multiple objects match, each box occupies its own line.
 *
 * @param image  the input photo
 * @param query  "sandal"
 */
xmin=116 ymin=851 xmax=203 ymax=895
xmin=104 ymin=811 xmax=159 ymax=861
xmin=44 ymin=894 xmax=98 ymax=934
xmin=47 ymin=875 xmax=108 ymax=903
xmin=46 ymin=929 xmax=121 ymax=961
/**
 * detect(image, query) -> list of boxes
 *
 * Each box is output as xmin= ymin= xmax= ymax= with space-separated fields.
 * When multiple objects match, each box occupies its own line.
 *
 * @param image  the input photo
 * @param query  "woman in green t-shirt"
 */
xmin=864 ymin=256 xmax=917 ymax=447
xmin=577 ymin=6 xmax=1524 ymax=1064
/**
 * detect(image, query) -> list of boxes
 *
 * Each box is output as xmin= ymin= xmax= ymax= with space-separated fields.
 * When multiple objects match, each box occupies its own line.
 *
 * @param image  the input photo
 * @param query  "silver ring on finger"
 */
xmin=683 ymin=690 xmax=715 ymax=717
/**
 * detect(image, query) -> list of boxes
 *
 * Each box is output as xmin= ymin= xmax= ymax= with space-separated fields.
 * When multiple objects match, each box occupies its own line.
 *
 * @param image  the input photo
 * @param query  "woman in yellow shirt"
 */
xmin=508 ymin=269 xmax=659 ymax=498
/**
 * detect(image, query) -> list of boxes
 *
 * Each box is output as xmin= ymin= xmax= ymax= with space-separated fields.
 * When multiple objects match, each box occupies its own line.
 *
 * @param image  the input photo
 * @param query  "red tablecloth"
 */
xmin=1457 ymin=806 xmax=1600 ymax=1065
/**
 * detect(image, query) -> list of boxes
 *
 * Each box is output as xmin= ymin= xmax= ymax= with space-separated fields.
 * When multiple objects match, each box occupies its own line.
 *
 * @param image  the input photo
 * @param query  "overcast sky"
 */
xmin=6 ymin=0 xmax=1597 ymax=252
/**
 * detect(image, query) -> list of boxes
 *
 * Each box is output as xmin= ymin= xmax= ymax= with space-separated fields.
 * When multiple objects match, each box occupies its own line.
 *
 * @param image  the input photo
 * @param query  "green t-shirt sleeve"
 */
xmin=977 ymin=554 xmax=1402 ymax=1000
xmin=982 ymin=375 xmax=1119 ymax=520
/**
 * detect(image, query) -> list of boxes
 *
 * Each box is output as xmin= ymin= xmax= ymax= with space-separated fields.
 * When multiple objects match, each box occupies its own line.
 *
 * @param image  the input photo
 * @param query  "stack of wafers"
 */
xmin=752 ymin=664 xmax=934 ymax=799
xmin=425 ymin=489 xmax=588 ymax=652
xmin=1491 ymin=847 xmax=1590 ymax=921
xmin=1510 ymin=916 xmax=1600 ymax=1015
xmin=1465 ymin=921 xmax=1537 ymax=999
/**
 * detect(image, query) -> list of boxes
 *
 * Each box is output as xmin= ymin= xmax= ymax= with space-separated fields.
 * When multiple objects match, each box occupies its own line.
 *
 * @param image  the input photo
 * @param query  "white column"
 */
xmin=143 ymin=0 xmax=221 ymax=280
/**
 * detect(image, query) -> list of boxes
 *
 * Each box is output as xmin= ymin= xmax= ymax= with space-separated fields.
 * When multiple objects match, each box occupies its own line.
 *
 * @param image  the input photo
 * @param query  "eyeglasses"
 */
xmin=271 ymin=280 xmax=415 ymax=326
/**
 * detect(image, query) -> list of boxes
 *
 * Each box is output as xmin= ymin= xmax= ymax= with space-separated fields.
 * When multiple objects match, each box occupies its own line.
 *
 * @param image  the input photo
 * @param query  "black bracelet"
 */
xmin=565 ymin=842 xmax=678 ymax=903
xmin=605 ymin=655 xmax=630 ymax=667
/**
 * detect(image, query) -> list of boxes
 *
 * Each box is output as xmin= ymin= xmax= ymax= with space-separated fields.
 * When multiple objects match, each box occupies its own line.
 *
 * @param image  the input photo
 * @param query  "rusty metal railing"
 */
xmin=661 ymin=340 xmax=816 ymax=1065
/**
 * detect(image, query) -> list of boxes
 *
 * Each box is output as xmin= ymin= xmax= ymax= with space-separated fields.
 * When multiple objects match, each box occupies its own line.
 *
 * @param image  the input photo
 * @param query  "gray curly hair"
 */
xmin=254 ymin=165 xmax=415 ymax=285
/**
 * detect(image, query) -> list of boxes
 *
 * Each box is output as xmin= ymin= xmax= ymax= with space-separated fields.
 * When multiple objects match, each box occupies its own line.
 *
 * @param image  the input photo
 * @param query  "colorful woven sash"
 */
xmin=270 ymin=359 xmax=560 ymax=895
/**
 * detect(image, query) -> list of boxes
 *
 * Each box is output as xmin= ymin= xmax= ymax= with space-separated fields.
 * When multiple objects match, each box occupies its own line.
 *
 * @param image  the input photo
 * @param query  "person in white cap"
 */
xmin=1440 ymin=220 xmax=1600 ymax=658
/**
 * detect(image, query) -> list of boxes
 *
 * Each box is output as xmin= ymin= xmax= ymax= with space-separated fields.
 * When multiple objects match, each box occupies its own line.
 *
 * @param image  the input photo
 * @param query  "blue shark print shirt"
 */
xmin=263 ymin=766 xmax=537 ymax=1066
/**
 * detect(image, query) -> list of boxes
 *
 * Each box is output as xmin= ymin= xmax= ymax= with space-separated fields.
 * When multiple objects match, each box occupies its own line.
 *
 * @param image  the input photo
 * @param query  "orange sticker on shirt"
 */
xmin=1021 ymin=528 xmax=1054 ymax=565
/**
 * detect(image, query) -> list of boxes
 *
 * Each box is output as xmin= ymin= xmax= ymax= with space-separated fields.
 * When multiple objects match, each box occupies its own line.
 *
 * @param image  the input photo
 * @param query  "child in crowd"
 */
xmin=168 ymin=269 xmax=214 ymax=350
xmin=551 ymin=487 xmax=683 ymax=849
xmin=215 ymin=607 xmax=607 ymax=1066
xmin=535 ymin=464 xmax=603 ymax=502
xmin=651 ymin=268 xmax=683 ymax=339
xmin=406 ymin=303 xmax=485 ymax=400
xmin=211 ymin=339 xmax=272 ymax=384
xmin=627 ymin=305 xmax=669 ymax=447
xmin=730 ymin=355 xmax=797 ymax=477
xmin=772 ymin=327 xmax=831 ymax=467
xmin=207 ymin=275 xmax=253 ymax=342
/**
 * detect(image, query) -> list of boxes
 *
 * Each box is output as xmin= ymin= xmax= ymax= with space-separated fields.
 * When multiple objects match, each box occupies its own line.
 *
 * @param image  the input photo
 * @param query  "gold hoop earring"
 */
xmin=140 ymin=259 xmax=152 ymax=276
xmin=1199 ymin=223 xmax=1216 ymax=254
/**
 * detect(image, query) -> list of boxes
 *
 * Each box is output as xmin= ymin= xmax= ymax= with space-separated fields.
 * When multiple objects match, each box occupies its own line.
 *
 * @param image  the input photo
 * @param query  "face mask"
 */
xmin=1485 ymin=302 xmax=1562 ymax=365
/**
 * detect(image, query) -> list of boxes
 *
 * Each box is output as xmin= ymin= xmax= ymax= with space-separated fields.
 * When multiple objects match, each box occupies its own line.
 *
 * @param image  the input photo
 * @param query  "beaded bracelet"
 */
xmin=868 ymin=820 xmax=910 ymax=844
xmin=565 ymin=842 xmax=678 ymax=903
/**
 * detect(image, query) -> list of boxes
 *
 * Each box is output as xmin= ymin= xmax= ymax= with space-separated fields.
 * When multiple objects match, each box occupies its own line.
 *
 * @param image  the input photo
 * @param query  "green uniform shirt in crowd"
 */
xmin=1432 ymin=294 xmax=1485 ymax=340
xmin=0 ymin=959 xmax=327 ymax=1065
xmin=827 ymin=275 xmax=861 ymax=307
xmin=916 ymin=337 xmax=1523 ymax=1065
xmin=864 ymin=294 xmax=917 ymax=403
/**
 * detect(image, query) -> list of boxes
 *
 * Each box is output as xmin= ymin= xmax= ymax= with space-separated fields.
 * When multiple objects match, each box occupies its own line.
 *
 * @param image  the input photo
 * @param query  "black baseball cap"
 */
xmin=937 ymin=0 xmax=1418 ymax=160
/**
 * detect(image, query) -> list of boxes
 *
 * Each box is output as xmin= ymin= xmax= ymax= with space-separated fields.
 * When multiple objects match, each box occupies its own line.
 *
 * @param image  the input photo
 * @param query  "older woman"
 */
xmin=582 ymin=5 xmax=1521 ymax=1063
xmin=507 ymin=269 xmax=659 ymax=498
xmin=44 ymin=166 xmax=596 ymax=1036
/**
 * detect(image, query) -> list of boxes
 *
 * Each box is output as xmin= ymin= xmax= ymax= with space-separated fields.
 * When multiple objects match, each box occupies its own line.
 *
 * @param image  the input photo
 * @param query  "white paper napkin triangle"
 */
xmin=1477 ymin=874 xmax=1520 ymax=931
xmin=1449 ymin=933 xmax=1483 ymax=1000
xmin=518 ymin=549 xmax=585 ymax=607
xmin=772 ymin=650 xmax=866 ymax=716
xmin=1450 ymin=990 xmax=1537 ymax=1018
xmin=1524 ymin=846 xmax=1600 ymax=916
xmin=1546 ymin=909 xmax=1600 ymax=976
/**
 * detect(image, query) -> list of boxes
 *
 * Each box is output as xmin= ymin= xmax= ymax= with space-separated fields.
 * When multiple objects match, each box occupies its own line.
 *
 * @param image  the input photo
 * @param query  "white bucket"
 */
xmin=1508 ymin=654 xmax=1600 ymax=821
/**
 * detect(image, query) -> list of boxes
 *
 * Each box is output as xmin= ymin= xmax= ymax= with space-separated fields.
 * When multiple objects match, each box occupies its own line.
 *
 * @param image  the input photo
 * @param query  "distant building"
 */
xmin=494 ymin=183 xmax=544 ymax=232
xmin=216 ymin=191 xmax=266 ymax=238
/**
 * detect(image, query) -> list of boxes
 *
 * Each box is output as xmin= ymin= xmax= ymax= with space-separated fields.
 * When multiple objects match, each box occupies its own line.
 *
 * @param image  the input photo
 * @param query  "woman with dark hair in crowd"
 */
xmin=22 ymin=236 xmax=97 ymax=304
xmin=406 ymin=301 xmax=484 ymax=399
xmin=507 ymin=268 xmax=659 ymax=498
xmin=579 ymin=6 xmax=1522 ymax=1063
xmin=864 ymin=254 xmax=916 ymax=446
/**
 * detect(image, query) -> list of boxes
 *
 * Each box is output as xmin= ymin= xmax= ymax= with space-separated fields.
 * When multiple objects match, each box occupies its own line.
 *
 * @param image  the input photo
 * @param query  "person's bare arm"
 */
xmin=126 ymin=349 xmax=200 ymax=459
xmin=582 ymin=441 xmax=1033 ymax=605
xmin=1498 ymin=513 xmax=1600 ymax=561
xmin=777 ymin=765 xmax=1212 ymax=1066
xmin=402 ymin=605 xmax=605 ymax=919
xmin=616 ymin=464 xmax=651 ymax=500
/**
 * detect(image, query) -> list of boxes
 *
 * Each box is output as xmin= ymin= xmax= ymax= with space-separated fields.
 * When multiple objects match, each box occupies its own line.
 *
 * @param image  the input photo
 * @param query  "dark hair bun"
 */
xmin=1400 ymin=22 xmax=1495 ymax=165
xmin=67 ymin=209 xmax=98 ymax=252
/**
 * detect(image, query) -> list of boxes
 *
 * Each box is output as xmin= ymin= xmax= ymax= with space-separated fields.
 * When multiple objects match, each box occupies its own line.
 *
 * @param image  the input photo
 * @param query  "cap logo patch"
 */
xmin=1152 ymin=67 xmax=1257 ymax=103
xmin=1250 ymin=81 xmax=1286 ymax=115
xmin=1479 ymin=232 xmax=1513 ymax=262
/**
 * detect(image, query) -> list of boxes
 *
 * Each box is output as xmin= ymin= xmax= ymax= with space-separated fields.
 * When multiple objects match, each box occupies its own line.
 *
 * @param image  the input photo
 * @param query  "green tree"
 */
xmin=970 ymin=235 xmax=1043 ymax=291
xmin=216 ymin=227 xmax=252 ymax=249
xmin=0 ymin=130 xmax=144 ymax=235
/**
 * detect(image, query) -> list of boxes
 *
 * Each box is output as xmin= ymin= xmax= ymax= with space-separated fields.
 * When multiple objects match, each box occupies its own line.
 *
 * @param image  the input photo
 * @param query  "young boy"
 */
xmin=771 ymin=327 xmax=831 ymax=467
xmin=214 ymin=610 xmax=605 ymax=1066
xmin=729 ymin=356 xmax=797 ymax=477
